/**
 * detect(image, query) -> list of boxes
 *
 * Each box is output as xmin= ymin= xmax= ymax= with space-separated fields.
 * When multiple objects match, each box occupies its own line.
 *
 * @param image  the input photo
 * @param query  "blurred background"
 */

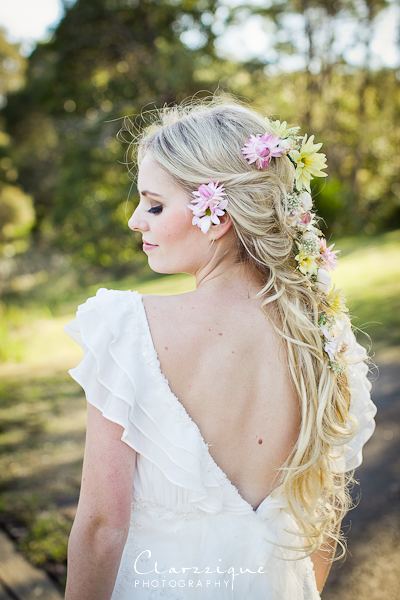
xmin=0 ymin=0 xmax=399 ymax=598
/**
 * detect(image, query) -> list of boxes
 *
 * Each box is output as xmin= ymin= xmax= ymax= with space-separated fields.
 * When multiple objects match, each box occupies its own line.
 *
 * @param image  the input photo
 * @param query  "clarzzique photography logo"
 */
xmin=133 ymin=550 xmax=269 ymax=591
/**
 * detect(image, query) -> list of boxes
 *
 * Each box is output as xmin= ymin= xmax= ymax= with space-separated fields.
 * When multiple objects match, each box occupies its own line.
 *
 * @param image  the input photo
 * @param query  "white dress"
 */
xmin=64 ymin=288 xmax=377 ymax=600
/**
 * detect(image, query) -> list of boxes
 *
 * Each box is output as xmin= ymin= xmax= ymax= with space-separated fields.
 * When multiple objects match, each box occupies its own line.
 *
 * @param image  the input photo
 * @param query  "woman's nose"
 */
xmin=128 ymin=208 xmax=148 ymax=232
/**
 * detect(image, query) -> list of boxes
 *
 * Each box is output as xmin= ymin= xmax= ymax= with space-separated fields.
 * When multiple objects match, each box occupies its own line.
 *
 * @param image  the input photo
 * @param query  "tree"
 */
xmin=0 ymin=29 xmax=34 ymax=258
xmin=218 ymin=0 xmax=399 ymax=234
xmin=3 ymin=0 xmax=221 ymax=270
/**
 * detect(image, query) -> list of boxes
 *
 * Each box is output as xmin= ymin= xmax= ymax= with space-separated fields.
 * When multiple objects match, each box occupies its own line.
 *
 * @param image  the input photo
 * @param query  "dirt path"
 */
xmin=322 ymin=356 xmax=400 ymax=600
xmin=0 ymin=528 xmax=62 ymax=600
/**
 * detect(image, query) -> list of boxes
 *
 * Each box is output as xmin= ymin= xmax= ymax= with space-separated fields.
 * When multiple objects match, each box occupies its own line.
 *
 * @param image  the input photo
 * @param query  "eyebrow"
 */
xmin=140 ymin=190 xmax=162 ymax=197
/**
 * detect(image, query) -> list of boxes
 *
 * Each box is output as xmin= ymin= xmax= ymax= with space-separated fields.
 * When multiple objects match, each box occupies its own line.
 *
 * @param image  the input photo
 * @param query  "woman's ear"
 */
xmin=210 ymin=212 xmax=233 ymax=241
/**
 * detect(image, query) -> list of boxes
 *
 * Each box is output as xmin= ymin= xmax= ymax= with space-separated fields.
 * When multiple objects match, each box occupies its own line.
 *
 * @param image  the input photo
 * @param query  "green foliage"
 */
xmin=0 ymin=30 xmax=34 ymax=257
xmin=20 ymin=510 xmax=70 ymax=569
xmin=0 ymin=27 xmax=26 ymax=100
xmin=223 ymin=66 xmax=400 ymax=235
xmin=0 ymin=184 xmax=35 ymax=243
xmin=0 ymin=302 xmax=25 ymax=361
xmin=3 ymin=0 xmax=221 ymax=270
xmin=0 ymin=0 xmax=399 ymax=272
xmin=333 ymin=229 xmax=400 ymax=351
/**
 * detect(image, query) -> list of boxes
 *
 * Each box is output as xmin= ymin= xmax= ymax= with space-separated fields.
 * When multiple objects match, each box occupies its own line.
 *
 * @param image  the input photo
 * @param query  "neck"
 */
xmin=194 ymin=246 xmax=265 ymax=301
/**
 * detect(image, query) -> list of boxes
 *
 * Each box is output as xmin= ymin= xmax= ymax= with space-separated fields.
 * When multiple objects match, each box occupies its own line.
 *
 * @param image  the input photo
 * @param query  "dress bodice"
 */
xmin=64 ymin=287 xmax=377 ymax=599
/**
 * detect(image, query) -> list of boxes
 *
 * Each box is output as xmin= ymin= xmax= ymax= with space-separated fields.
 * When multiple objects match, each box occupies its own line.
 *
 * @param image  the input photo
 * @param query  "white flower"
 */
xmin=280 ymin=138 xmax=294 ymax=153
xmin=316 ymin=268 xmax=332 ymax=293
xmin=302 ymin=231 xmax=319 ymax=243
xmin=299 ymin=191 xmax=312 ymax=211
xmin=301 ymin=231 xmax=320 ymax=256
xmin=322 ymin=329 xmax=341 ymax=361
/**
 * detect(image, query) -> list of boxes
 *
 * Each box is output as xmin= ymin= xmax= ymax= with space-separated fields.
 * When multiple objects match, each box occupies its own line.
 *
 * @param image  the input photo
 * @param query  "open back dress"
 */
xmin=64 ymin=287 xmax=377 ymax=600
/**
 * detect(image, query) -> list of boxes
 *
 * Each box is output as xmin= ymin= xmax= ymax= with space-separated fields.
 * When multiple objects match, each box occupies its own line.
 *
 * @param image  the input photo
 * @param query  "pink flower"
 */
xmin=241 ymin=133 xmax=287 ymax=169
xmin=187 ymin=178 xmax=229 ymax=234
xmin=191 ymin=178 xmax=227 ymax=206
xmin=319 ymin=238 xmax=340 ymax=271
xmin=299 ymin=211 xmax=312 ymax=226
xmin=288 ymin=208 xmax=317 ymax=230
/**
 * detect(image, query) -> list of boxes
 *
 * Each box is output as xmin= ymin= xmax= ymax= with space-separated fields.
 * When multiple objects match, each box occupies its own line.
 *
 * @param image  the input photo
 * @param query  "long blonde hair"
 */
xmin=126 ymin=95 xmax=360 ymax=560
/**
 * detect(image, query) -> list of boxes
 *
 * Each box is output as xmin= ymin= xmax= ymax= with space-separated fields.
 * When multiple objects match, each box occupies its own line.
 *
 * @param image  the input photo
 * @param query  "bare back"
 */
xmin=142 ymin=290 xmax=301 ymax=512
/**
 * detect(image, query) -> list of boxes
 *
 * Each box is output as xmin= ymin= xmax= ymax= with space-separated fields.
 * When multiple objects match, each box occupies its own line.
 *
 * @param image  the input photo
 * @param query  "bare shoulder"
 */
xmin=140 ymin=289 xmax=288 ymax=370
xmin=140 ymin=291 xmax=200 ymax=332
xmin=143 ymin=292 xmax=203 ymax=358
xmin=141 ymin=291 xmax=198 ymax=313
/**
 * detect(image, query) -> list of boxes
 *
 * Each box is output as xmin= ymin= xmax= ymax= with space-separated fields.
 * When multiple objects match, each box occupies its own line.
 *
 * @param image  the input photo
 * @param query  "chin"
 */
xmin=147 ymin=259 xmax=182 ymax=276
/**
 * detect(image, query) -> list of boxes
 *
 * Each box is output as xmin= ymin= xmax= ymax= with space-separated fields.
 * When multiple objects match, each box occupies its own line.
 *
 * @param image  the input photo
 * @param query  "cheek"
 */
xmin=158 ymin=210 xmax=194 ymax=242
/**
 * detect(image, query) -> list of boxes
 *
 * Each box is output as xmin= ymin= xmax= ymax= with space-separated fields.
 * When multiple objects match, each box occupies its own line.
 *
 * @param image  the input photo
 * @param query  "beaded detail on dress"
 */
xmin=132 ymin=497 xmax=203 ymax=523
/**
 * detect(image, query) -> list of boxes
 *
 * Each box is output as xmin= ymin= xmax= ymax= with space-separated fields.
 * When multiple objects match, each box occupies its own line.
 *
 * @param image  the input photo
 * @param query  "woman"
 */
xmin=64 ymin=97 xmax=377 ymax=600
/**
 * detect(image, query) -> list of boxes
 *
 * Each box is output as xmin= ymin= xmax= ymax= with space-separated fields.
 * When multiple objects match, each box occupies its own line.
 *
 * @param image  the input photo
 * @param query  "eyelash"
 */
xmin=147 ymin=206 xmax=163 ymax=215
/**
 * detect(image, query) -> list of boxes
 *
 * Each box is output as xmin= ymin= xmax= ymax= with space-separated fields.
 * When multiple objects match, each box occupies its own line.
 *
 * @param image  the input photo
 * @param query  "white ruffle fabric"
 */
xmin=64 ymin=288 xmax=377 ymax=600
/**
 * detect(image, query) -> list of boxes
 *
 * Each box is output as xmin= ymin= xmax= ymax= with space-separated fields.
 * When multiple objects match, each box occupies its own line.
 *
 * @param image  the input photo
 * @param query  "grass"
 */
xmin=0 ymin=229 xmax=399 ymax=590
xmin=0 ymin=271 xmax=197 ymax=589
xmin=331 ymin=229 xmax=400 ymax=354
xmin=0 ymin=370 xmax=86 ymax=586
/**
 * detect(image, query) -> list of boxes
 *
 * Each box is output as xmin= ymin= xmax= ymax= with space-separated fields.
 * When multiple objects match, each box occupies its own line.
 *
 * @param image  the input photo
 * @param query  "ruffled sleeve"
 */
xmin=63 ymin=287 xmax=226 ymax=512
xmin=63 ymin=288 xmax=141 ymax=439
xmin=330 ymin=331 xmax=377 ymax=473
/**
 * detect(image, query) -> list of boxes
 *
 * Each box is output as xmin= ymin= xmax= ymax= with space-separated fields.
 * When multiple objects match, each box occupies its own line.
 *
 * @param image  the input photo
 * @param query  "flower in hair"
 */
xmin=290 ymin=135 xmax=328 ymax=193
xmin=316 ymin=268 xmax=332 ymax=293
xmin=319 ymin=238 xmax=340 ymax=271
xmin=325 ymin=287 xmax=349 ymax=317
xmin=241 ymin=133 xmax=287 ymax=169
xmin=269 ymin=120 xmax=301 ymax=139
xmin=295 ymin=250 xmax=318 ymax=275
xmin=264 ymin=121 xmax=349 ymax=373
xmin=298 ymin=191 xmax=313 ymax=211
xmin=322 ymin=329 xmax=342 ymax=362
xmin=187 ymin=178 xmax=228 ymax=234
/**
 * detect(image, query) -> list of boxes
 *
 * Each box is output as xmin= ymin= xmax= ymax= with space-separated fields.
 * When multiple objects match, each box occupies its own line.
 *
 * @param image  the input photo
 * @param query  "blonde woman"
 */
xmin=64 ymin=97 xmax=377 ymax=600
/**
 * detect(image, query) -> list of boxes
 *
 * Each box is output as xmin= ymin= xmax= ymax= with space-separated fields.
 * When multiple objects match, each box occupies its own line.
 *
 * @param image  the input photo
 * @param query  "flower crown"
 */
xmin=187 ymin=119 xmax=349 ymax=374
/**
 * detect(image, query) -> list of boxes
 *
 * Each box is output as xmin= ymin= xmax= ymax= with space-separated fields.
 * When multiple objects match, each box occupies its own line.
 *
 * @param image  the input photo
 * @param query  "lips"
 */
xmin=143 ymin=240 xmax=158 ymax=248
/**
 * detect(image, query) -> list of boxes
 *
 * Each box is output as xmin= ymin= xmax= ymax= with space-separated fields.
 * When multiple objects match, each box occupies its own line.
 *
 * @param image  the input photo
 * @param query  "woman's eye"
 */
xmin=147 ymin=206 xmax=163 ymax=215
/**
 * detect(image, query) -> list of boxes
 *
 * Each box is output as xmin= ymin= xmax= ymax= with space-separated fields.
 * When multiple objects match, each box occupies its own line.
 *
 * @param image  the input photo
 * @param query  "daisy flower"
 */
xmin=326 ymin=287 xmax=349 ymax=317
xmin=289 ymin=134 xmax=328 ymax=192
xmin=187 ymin=178 xmax=229 ymax=234
xmin=191 ymin=178 xmax=226 ymax=206
xmin=295 ymin=250 xmax=319 ymax=275
xmin=319 ymin=238 xmax=340 ymax=271
xmin=241 ymin=133 xmax=287 ymax=169
xmin=269 ymin=120 xmax=300 ymax=139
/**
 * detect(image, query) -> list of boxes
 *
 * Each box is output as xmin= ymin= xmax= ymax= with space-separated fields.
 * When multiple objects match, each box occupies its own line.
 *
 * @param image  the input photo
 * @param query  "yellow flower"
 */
xmin=326 ymin=287 xmax=349 ymax=317
xmin=295 ymin=251 xmax=318 ymax=275
xmin=290 ymin=134 xmax=328 ymax=193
